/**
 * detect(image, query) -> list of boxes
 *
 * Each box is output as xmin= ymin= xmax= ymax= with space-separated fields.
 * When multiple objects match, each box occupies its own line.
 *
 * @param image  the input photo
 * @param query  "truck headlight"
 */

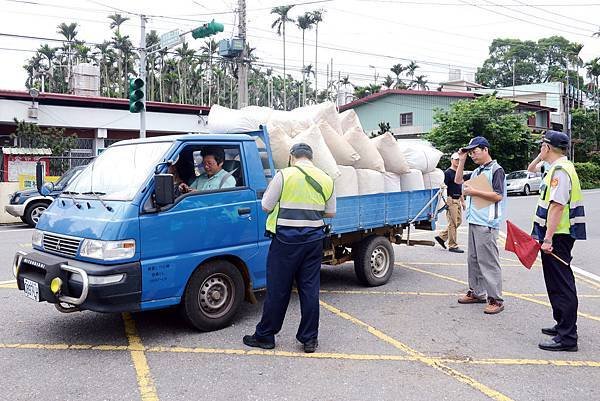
xmin=32 ymin=230 xmax=44 ymax=247
xmin=11 ymin=194 xmax=20 ymax=204
xmin=79 ymin=239 xmax=136 ymax=261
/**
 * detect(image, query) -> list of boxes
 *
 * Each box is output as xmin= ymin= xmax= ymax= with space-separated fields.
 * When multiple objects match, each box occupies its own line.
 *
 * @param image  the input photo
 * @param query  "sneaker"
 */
xmin=484 ymin=300 xmax=504 ymax=314
xmin=448 ymin=247 xmax=464 ymax=253
xmin=303 ymin=339 xmax=318 ymax=353
xmin=243 ymin=334 xmax=275 ymax=350
xmin=458 ymin=290 xmax=486 ymax=304
xmin=434 ymin=236 xmax=447 ymax=249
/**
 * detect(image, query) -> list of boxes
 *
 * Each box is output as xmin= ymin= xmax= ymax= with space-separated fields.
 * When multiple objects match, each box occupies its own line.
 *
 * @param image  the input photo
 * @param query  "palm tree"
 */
xmin=201 ymin=38 xmax=219 ymax=105
xmin=297 ymin=13 xmax=314 ymax=105
xmin=368 ymin=83 xmax=382 ymax=95
xmin=57 ymin=22 xmax=78 ymax=92
xmin=108 ymin=13 xmax=129 ymax=34
xmin=145 ymin=30 xmax=160 ymax=101
xmin=406 ymin=60 xmax=419 ymax=83
xmin=271 ymin=5 xmax=295 ymax=110
xmin=390 ymin=63 xmax=407 ymax=89
xmin=175 ymin=42 xmax=196 ymax=104
xmin=310 ymin=9 xmax=324 ymax=101
xmin=412 ymin=75 xmax=429 ymax=90
xmin=37 ymin=44 xmax=56 ymax=92
xmin=586 ymin=57 xmax=600 ymax=121
xmin=382 ymin=75 xmax=394 ymax=89
xmin=112 ymin=31 xmax=134 ymax=97
xmin=354 ymin=86 xmax=369 ymax=99
xmin=95 ymin=41 xmax=113 ymax=96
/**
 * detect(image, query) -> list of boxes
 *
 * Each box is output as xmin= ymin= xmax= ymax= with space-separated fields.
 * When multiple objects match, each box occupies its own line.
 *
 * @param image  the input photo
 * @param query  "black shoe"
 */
xmin=303 ymin=339 xmax=318 ymax=353
xmin=541 ymin=326 xmax=558 ymax=336
xmin=434 ymin=236 xmax=447 ymax=249
xmin=538 ymin=339 xmax=578 ymax=352
xmin=243 ymin=334 xmax=275 ymax=350
xmin=449 ymin=247 xmax=464 ymax=253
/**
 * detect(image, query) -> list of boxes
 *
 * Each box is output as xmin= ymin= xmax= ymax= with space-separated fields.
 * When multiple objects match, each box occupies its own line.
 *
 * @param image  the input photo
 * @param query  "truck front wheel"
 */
xmin=182 ymin=260 xmax=244 ymax=331
xmin=354 ymin=236 xmax=395 ymax=287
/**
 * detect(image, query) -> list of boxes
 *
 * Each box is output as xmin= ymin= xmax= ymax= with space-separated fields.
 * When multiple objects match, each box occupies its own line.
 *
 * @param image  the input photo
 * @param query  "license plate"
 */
xmin=23 ymin=278 xmax=40 ymax=302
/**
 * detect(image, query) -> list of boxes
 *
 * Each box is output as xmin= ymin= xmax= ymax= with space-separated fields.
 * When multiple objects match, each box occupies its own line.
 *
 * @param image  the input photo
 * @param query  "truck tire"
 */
xmin=182 ymin=260 xmax=244 ymax=331
xmin=353 ymin=236 xmax=395 ymax=287
xmin=24 ymin=201 xmax=49 ymax=227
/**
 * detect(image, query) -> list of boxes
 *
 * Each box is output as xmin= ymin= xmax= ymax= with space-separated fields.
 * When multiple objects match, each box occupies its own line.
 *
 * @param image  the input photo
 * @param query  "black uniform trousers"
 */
xmin=541 ymin=234 xmax=578 ymax=346
xmin=255 ymin=236 xmax=323 ymax=344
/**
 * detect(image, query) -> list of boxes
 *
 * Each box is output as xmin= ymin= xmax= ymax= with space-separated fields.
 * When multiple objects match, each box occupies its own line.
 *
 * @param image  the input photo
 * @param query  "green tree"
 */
xmin=296 ymin=13 xmax=314 ymax=105
xmin=390 ymin=63 xmax=406 ymax=89
xmin=476 ymin=36 xmax=584 ymax=88
xmin=382 ymin=75 xmax=394 ymax=89
xmin=426 ymin=95 xmax=534 ymax=172
xmin=271 ymin=5 xmax=295 ymax=110
xmin=571 ymin=108 xmax=600 ymax=162
xmin=310 ymin=9 xmax=324 ymax=101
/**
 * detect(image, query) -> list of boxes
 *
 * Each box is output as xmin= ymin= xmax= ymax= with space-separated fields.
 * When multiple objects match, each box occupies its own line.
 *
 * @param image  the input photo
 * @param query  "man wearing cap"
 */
xmin=435 ymin=152 xmax=466 ymax=253
xmin=243 ymin=143 xmax=336 ymax=353
xmin=455 ymin=136 xmax=507 ymax=314
xmin=532 ymin=130 xmax=586 ymax=352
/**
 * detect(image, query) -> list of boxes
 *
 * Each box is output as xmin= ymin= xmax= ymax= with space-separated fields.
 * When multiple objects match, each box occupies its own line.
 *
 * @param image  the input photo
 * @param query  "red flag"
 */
xmin=505 ymin=220 xmax=541 ymax=269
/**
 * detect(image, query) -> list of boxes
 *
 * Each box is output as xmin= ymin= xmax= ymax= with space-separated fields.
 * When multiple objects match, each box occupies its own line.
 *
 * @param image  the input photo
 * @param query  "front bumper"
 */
xmin=14 ymin=251 xmax=141 ymax=313
xmin=5 ymin=204 xmax=25 ymax=217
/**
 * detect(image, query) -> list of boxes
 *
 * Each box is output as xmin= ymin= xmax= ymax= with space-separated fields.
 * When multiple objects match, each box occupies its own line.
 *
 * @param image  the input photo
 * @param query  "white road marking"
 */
xmin=0 ymin=228 xmax=33 ymax=234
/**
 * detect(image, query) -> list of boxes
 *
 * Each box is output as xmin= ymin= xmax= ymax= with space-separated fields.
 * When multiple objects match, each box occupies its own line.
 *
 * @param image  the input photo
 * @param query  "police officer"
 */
xmin=243 ymin=143 xmax=336 ymax=353
xmin=532 ymin=130 xmax=586 ymax=352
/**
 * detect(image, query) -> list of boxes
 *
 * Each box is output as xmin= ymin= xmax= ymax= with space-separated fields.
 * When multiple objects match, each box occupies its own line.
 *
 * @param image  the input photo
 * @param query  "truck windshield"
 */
xmin=64 ymin=141 xmax=172 ymax=201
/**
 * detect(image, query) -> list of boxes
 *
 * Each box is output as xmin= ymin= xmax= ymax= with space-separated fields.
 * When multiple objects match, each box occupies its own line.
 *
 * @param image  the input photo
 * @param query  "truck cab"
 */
xmin=15 ymin=132 xmax=271 ymax=331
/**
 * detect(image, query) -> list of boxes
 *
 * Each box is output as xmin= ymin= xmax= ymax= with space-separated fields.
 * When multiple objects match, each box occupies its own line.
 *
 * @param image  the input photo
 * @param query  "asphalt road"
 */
xmin=0 ymin=191 xmax=599 ymax=401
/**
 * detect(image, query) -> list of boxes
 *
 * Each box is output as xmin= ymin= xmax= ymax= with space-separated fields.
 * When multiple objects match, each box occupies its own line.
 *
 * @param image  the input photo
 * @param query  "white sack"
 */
xmin=356 ymin=169 xmax=385 ymax=195
xmin=339 ymin=109 xmax=363 ymax=133
xmin=241 ymin=105 xmax=273 ymax=123
xmin=400 ymin=169 xmax=425 ymax=191
xmin=399 ymin=141 xmax=443 ymax=173
xmin=319 ymin=121 xmax=360 ymax=165
xmin=423 ymin=168 xmax=445 ymax=189
xmin=267 ymin=109 xmax=314 ymax=138
xmin=344 ymin=127 xmax=386 ymax=172
xmin=370 ymin=133 xmax=410 ymax=174
xmin=208 ymin=104 xmax=264 ymax=133
xmin=293 ymin=101 xmax=343 ymax=136
xmin=383 ymin=172 xmax=402 ymax=193
xmin=334 ymin=165 xmax=359 ymax=197
xmin=268 ymin=124 xmax=341 ymax=179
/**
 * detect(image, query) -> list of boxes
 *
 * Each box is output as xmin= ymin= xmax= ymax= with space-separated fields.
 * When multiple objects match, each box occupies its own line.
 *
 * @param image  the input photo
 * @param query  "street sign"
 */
xmin=159 ymin=29 xmax=183 ymax=50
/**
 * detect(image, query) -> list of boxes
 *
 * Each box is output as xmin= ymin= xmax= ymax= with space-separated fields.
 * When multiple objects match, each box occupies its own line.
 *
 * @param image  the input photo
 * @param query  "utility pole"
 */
xmin=139 ymin=14 xmax=147 ymax=138
xmin=512 ymin=58 xmax=516 ymax=100
xmin=237 ymin=0 xmax=248 ymax=109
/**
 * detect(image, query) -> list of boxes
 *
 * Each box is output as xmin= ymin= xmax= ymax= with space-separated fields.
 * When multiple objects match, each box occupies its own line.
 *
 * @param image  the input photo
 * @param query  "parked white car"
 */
xmin=506 ymin=170 xmax=542 ymax=196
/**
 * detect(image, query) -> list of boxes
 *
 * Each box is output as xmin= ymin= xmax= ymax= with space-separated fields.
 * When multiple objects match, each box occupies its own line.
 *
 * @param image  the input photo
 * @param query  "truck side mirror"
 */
xmin=35 ymin=161 xmax=44 ymax=192
xmin=155 ymin=174 xmax=174 ymax=207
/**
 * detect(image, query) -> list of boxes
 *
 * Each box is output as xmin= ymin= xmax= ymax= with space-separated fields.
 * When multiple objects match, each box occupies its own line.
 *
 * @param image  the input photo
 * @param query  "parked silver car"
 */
xmin=506 ymin=170 xmax=542 ymax=196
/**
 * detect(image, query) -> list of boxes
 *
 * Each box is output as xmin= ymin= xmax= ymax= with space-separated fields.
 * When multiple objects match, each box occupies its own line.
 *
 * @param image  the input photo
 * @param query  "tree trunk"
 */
xmin=283 ymin=22 xmax=287 ymax=110
xmin=302 ymin=30 xmax=306 ymax=106
xmin=315 ymin=24 xmax=318 ymax=102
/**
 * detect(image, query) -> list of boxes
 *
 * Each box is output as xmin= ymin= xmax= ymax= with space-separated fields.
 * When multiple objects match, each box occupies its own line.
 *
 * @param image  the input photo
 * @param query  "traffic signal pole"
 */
xmin=139 ymin=14 xmax=147 ymax=138
xmin=237 ymin=0 xmax=248 ymax=108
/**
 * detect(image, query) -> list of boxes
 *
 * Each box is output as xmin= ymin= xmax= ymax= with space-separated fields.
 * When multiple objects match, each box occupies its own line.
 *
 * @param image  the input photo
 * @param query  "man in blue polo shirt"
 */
xmin=454 ymin=136 xmax=507 ymax=315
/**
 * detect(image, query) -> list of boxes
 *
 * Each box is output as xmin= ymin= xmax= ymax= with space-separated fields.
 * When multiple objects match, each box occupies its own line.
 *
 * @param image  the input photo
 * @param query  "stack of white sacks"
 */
xmin=207 ymin=102 xmax=444 ymax=197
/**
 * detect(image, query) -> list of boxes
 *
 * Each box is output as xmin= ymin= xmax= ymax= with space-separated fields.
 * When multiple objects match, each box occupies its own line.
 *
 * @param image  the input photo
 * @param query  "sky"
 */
xmin=1 ymin=0 xmax=600 ymax=93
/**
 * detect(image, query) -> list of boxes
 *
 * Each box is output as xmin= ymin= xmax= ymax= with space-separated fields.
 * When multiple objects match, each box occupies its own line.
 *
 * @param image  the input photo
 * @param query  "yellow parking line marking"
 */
xmin=440 ymin=357 xmax=600 ymax=368
xmin=396 ymin=263 xmax=600 ymax=323
xmin=320 ymin=300 xmax=514 ymax=401
xmin=406 ymin=262 xmax=524 ymax=268
xmin=0 ymin=283 xmax=18 ymax=289
xmin=2 ymin=342 xmax=599 ymax=368
xmin=320 ymin=289 xmax=600 ymax=299
xmin=19 ymin=243 xmax=31 ymax=248
xmin=122 ymin=313 xmax=159 ymax=401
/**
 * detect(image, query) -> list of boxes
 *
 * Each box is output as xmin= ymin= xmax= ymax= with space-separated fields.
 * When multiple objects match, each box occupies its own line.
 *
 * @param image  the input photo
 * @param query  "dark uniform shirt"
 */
xmin=444 ymin=168 xmax=462 ymax=198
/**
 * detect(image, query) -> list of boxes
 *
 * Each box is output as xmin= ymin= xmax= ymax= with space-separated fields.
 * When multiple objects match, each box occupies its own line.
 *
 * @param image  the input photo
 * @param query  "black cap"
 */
xmin=540 ymin=130 xmax=569 ymax=149
xmin=461 ymin=136 xmax=490 ymax=152
xmin=290 ymin=143 xmax=313 ymax=159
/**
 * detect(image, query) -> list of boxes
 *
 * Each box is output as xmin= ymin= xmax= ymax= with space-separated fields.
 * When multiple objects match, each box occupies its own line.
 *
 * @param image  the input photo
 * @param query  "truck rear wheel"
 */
xmin=354 ymin=236 xmax=395 ymax=287
xmin=182 ymin=260 xmax=244 ymax=331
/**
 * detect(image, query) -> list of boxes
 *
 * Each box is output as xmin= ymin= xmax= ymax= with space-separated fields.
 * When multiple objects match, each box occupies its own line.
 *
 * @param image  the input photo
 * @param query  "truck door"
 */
xmin=138 ymin=142 xmax=259 ymax=304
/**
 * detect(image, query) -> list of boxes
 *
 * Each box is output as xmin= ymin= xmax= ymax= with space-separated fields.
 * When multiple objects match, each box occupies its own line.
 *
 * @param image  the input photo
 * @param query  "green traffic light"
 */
xmin=192 ymin=19 xmax=224 ymax=39
xmin=129 ymin=78 xmax=145 ymax=113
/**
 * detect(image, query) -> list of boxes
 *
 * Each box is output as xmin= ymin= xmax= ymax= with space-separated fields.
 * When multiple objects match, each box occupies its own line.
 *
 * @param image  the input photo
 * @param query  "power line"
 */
xmin=510 ymin=0 xmax=599 ymax=29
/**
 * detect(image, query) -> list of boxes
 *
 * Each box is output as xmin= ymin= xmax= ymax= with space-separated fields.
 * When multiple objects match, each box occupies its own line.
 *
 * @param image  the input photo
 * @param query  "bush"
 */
xmin=574 ymin=162 xmax=600 ymax=189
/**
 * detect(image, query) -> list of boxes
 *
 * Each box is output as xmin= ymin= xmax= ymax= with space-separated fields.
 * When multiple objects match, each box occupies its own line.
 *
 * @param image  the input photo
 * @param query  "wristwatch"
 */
xmin=542 ymin=238 xmax=552 ymax=244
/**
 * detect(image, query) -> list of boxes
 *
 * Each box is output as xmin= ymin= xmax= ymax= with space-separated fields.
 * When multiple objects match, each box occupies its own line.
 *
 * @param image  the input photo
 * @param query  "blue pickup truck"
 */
xmin=13 ymin=128 xmax=440 ymax=331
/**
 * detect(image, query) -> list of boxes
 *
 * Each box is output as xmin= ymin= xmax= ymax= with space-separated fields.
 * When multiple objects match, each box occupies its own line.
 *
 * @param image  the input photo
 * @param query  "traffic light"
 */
xmin=129 ymin=78 xmax=145 ymax=113
xmin=192 ymin=20 xmax=224 ymax=39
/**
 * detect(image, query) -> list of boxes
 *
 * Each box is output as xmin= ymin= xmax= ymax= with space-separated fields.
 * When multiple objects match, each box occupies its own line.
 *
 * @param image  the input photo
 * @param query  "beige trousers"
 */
xmin=438 ymin=198 xmax=462 ymax=249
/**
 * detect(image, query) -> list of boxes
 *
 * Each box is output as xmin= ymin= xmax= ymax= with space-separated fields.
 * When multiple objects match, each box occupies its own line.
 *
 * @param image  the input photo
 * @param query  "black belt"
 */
xmin=450 ymin=195 xmax=462 ymax=199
